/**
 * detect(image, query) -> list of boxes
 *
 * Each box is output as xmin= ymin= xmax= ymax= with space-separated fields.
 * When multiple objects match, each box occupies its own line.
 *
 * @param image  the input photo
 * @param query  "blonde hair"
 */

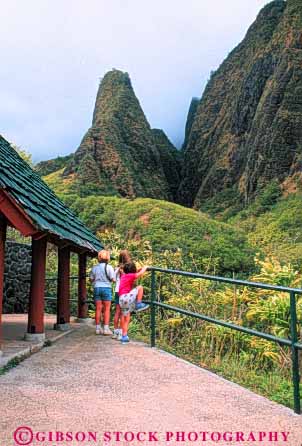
xmin=98 ymin=249 xmax=110 ymax=263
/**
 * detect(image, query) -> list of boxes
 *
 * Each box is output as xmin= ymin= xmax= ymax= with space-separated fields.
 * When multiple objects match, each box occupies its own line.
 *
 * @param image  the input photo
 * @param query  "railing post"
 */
xmin=150 ymin=270 xmax=156 ymax=347
xmin=289 ymin=291 xmax=301 ymax=414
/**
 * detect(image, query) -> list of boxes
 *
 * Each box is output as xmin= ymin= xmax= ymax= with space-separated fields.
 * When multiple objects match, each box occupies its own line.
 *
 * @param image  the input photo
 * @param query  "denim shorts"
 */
xmin=94 ymin=287 xmax=112 ymax=302
xmin=115 ymin=292 xmax=120 ymax=305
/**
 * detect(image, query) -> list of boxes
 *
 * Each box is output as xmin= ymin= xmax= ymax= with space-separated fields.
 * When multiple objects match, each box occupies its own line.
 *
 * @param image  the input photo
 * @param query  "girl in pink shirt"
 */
xmin=119 ymin=262 xmax=149 ymax=343
xmin=112 ymin=250 xmax=132 ymax=340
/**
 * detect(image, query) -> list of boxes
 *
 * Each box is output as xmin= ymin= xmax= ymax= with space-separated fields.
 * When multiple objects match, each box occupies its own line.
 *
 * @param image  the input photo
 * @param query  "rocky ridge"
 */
xmin=63 ymin=70 xmax=180 ymax=200
xmin=178 ymin=0 xmax=302 ymax=210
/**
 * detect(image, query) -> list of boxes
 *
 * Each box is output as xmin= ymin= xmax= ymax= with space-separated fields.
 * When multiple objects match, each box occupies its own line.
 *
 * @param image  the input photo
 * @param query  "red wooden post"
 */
xmin=55 ymin=246 xmax=70 ymax=330
xmin=77 ymin=253 xmax=88 ymax=321
xmin=0 ymin=215 xmax=7 ymax=354
xmin=25 ymin=237 xmax=47 ymax=341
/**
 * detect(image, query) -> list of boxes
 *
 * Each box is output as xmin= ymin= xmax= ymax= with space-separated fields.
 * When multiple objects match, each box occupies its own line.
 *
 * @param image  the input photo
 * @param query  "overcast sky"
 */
xmin=0 ymin=0 xmax=269 ymax=162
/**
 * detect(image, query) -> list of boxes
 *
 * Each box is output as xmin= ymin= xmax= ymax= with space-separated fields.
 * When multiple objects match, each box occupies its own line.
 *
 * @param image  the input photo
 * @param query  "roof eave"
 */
xmin=1 ymin=188 xmax=102 ymax=254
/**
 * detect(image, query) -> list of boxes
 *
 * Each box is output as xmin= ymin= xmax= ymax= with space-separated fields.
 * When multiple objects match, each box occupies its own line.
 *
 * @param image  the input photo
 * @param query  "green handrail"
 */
xmin=44 ymin=269 xmax=301 ymax=413
xmin=148 ymin=266 xmax=302 ymax=414
xmin=148 ymin=267 xmax=302 ymax=293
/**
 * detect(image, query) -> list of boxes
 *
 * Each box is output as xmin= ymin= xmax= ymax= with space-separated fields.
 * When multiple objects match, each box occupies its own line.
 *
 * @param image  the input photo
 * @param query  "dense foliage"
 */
xmin=57 ymin=194 xmax=255 ymax=275
xmin=231 ymin=192 xmax=302 ymax=267
xmin=88 ymin=232 xmax=302 ymax=410
xmin=29 ymin=186 xmax=298 ymax=409
xmin=9 ymin=170 xmax=300 ymax=409
xmin=35 ymin=154 xmax=74 ymax=177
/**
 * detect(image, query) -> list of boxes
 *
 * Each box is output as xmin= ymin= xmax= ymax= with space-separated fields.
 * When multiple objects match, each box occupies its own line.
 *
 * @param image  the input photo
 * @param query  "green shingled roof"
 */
xmin=0 ymin=135 xmax=103 ymax=253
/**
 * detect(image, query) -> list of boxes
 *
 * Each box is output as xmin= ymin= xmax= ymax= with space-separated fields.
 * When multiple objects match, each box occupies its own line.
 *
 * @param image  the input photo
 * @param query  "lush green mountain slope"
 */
xmin=35 ymin=154 xmax=74 ymax=177
xmin=59 ymin=69 xmax=180 ymax=200
xmin=57 ymin=194 xmax=255 ymax=274
xmin=42 ymin=168 xmax=77 ymax=195
xmin=38 ymin=0 xmax=302 ymax=275
xmin=231 ymin=192 xmax=302 ymax=267
xmin=182 ymin=97 xmax=199 ymax=149
xmin=37 ymin=0 xmax=302 ymax=214
xmin=151 ymin=129 xmax=182 ymax=198
xmin=178 ymin=0 xmax=302 ymax=210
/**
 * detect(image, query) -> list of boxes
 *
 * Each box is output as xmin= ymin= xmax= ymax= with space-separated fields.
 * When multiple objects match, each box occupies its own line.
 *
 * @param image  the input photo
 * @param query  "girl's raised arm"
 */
xmin=136 ymin=266 xmax=149 ymax=278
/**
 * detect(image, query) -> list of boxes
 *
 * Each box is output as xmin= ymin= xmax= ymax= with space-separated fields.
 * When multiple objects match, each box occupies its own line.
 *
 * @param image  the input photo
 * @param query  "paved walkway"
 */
xmin=1 ymin=314 xmax=62 ymax=341
xmin=0 ymin=326 xmax=301 ymax=445
xmin=0 ymin=314 xmax=84 ymax=367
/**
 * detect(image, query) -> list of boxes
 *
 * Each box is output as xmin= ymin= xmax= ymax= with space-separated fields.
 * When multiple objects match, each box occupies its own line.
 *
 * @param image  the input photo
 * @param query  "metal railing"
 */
xmin=44 ymin=275 xmax=95 ymax=314
xmin=43 ymin=269 xmax=302 ymax=413
xmin=148 ymin=267 xmax=302 ymax=414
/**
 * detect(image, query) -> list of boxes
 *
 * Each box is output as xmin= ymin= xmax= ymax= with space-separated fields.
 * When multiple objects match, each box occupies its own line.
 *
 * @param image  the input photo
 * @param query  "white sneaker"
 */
xmin=112 ymin=329 xmax=119 ymax=339
xmin=112 ymin=329 xmax=122 ymax=340
xmin=96 ymin=325 xmax=104 ymax=335
xmin=103 ymin=327 xmax=113 ymax=336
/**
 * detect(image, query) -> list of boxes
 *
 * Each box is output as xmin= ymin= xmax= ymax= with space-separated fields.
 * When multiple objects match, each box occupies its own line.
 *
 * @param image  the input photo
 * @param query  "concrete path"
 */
xmin=0 ymin=326 xmax=301 ymax=445
xmin=0 ymin=314 xmax=85 ymax=368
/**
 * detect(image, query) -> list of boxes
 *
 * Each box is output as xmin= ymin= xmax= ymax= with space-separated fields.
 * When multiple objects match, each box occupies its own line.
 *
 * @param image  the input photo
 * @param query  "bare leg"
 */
xmin=95 ymin=301 xmax=103 ymax=326
xmin=114 ymin=304 xmax=121 ymax=329
xmin=101 ymin=304 xmax=105 ymax=325
xmin=103 ymin=301 xmax=111 ymax=325
xmin=121 ymin=313 xmax=131 ymax=336
xmin=136 ymin=285 xmax=144 ymax=303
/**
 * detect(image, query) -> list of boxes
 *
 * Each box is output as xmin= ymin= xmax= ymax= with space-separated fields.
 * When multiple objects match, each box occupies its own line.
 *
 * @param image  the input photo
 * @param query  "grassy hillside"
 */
xmin=41 ymin=173 xmax=302 ymax=409
xmin=57 ymin=194 xmax=255 ymax=274
xmin=231 ymin=193 xmax=302 ymax=268
xmin=43 ymin=168 xmax=302 ymax=271
xmin=43 ymin=168 xmax=76 ymax=195
xmin=35 ymin=154 xmax=74 ymax=177
xmin=43 ymin=167 xmax=119 ymax=197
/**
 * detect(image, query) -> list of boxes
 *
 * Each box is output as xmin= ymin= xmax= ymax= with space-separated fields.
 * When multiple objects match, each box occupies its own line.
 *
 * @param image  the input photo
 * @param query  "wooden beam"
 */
xmin=59 ymin=242 xmax=71 ymax=250
xmin=77 ymin=253 xmax=88 ymax=320
xmin=26 ymin=237 xmax=47 ymax=341
xmin=47 ymin=233 xmax=96 ymax=257
xmin=0 ymin=189 xmax=99 ymax=257
xmin=56 ymin=246 xmax=71 ymax=329
xmin=0 ymin=215 xmax=7 ymax=354
xmin=0 ymin=190 xmax=37 ymax=236
xmin=32 ymin=232 xmax=48 ymax=241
